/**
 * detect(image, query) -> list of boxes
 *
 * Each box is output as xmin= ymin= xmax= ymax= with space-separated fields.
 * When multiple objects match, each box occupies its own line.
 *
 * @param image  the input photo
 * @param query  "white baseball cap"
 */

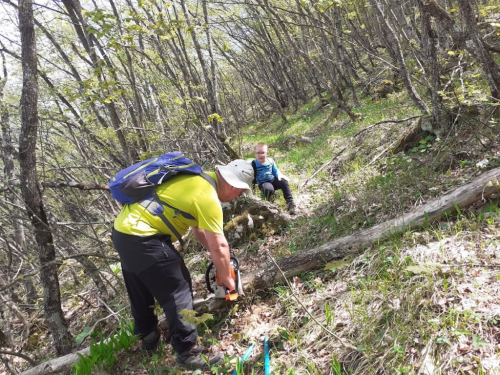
xmin=215 ymin=160 xmax=254 ymax=197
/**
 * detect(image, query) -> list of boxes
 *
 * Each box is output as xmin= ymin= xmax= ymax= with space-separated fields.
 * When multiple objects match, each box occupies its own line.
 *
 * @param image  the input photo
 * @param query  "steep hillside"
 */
xmin=218 ymin=95 xmax=500 ymax=375
xmin=3 ymin=1 xmax=500 ymax=374
xmin=7 ymin=94 xmax=500 ymax=375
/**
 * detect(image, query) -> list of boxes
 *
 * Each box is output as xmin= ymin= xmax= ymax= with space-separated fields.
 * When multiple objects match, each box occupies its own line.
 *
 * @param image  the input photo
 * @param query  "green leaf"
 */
xmin=208 ymin=113 xmax=224 ymax=123
xmin=451 ymin=329 xmax=471 ymax=336
xmin=76 ymin=327 xmax=92 ymax=345
xmin=180 ymin=309 xmax=214 ymax=326
xmin=405 ymin=263 xmax=441 ymax=275
xmin=324 ymin=260 xmax=351 ymax=271
xmin=392 ymin=345 xmax=404 ymax=353
xmin=325 ymin=302 xmax=332 ymax=325
xmin=109 ymin=262 xmax=121 ymax=275
xmin=472 ymin=335 xmax=488 ymax=349
xmin=199 ymin=313 xmax=214 ymax=323
xmin=436 ymin=335 xmax=451 ymax=345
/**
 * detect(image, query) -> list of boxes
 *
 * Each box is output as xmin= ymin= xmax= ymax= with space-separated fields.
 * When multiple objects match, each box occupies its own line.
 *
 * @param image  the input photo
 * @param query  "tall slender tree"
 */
xmin=368 ymin=0 xmax=429 ymax=113
xmin=18 ymin=0 xmax=73 ymax=355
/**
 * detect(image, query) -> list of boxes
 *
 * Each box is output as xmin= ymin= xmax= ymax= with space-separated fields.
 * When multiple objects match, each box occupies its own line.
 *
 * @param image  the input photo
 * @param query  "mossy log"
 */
xmin=373 ymin=79 xmax=394 ymax=98
xmin=223 ymin=199 xmax=292 ymax=247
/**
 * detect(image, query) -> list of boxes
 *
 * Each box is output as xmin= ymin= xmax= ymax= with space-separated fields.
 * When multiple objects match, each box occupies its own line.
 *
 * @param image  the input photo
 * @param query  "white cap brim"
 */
xmin=216 ymin=161 xmax=254 ymax=197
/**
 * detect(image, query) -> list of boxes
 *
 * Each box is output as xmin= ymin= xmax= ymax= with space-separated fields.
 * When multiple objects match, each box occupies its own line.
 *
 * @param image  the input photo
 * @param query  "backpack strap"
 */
xmin=151 ymin=190 xmax=186 ymax=247
xmin=141 ymin=172 xmax=218 ymax=248
xmin=200 ymin=172 xmax=217 ymax=192
xmin=251 ymin=160 xmax=257 ymax=186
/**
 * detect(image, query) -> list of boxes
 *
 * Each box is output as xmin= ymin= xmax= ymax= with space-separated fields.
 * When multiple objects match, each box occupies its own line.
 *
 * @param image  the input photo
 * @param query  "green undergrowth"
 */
xmin=229 ymin=92 xmax=500 ymax=373
xmin=243 ymin=208 xmax=500 ymax=374
xmin=72 ymin=320 xmax=137 ymax=375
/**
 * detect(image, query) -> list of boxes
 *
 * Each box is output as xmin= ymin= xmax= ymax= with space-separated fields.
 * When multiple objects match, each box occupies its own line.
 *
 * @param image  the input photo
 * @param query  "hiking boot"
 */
xmin=287 ymin=202 xmax=297 ymax=215
xmin=141 ymin=329 xmax=160 ymax=353
xmin=175 ymin=345 xmax=223 ymax=370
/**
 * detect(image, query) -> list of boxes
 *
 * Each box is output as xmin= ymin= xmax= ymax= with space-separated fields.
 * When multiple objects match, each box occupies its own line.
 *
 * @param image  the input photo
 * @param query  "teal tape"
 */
xmin=264 ymin=338 xmax=270 ymax=375
xmin=232 ymin=344 xmax=255 ymax=375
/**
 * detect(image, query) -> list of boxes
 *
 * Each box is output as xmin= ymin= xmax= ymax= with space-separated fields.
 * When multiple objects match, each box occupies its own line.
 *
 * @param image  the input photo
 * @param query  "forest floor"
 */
xmin=4 ymin=95 xmax=500 ymax=375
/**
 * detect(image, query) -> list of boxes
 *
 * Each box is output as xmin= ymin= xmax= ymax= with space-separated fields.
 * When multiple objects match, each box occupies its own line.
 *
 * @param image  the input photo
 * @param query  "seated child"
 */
xmin=251 ymin=142 xmax=296 ymax=215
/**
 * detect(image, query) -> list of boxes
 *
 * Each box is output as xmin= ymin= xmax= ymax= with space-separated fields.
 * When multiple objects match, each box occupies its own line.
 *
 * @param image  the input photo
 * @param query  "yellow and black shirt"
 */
xmin=114 ymin=172 xmax=222 ymax=241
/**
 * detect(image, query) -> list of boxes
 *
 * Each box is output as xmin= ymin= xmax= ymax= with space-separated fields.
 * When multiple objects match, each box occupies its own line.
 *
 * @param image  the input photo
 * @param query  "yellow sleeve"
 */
xmin=189 ymin=182 xmax=223 ymax=235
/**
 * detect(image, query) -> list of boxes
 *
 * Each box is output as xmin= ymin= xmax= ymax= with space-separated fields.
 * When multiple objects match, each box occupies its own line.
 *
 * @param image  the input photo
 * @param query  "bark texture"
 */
xmin=456 ymin=0 xmax=500 ymax=99
xmin=18 ymin=0 xmax=73 ymax=355
xmin=368 ymin=0 xmax=429 ymax=113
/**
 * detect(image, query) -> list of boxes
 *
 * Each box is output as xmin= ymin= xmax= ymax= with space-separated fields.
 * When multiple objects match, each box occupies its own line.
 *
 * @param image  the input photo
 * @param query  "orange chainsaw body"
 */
xmin=206 ymin=256 xmax=241 ymax=301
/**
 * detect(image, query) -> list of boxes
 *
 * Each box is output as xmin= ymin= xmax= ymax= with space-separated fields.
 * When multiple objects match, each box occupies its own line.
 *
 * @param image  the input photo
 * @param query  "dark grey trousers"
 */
xmin=259 ymin=178 xmax=294 ymax=204
xmin=111 ymin=228 xmax=197 ymax=355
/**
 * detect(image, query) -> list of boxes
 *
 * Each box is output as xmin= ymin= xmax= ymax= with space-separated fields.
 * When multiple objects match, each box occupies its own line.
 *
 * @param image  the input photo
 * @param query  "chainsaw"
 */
xmin=205 ymin=255 xmax=243 ymax=301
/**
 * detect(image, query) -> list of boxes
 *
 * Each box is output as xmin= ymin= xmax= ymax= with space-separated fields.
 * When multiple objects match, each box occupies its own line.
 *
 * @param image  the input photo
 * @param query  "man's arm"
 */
xmin=192 ymin=227 xmax=236 ymax=291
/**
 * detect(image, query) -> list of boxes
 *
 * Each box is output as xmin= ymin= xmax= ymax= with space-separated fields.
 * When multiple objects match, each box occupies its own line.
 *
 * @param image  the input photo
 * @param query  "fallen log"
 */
xmin=19 ymin=347 xmax=90 ymax=375
xmin=242 ymin=167 xmax=500 ymax=291
xmin=195 ymin=167 xmax=500 ymax=311
xmin=21 ymin=168 xmax=500 ymax=373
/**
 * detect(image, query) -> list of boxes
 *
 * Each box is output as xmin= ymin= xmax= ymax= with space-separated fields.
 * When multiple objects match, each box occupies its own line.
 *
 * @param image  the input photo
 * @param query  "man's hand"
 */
xmin=192 ymin=227 xmax=235 ymax=290
xmin=221 ymin=275 xmax=236 ymax=291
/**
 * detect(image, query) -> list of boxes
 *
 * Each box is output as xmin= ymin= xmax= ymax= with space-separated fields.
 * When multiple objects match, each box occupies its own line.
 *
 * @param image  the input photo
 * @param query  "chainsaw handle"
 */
xmin=205 ymin=262 xmax=216 ymax=293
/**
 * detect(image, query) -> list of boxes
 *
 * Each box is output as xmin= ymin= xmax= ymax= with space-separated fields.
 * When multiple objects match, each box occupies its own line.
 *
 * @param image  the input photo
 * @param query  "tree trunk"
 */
xmin=417 ymin=0 xmax=448 ymax=137
xmin=18 ymin=0 xmax=73 ymax=355
xmin=1 ymin=49 xmax=38 ymax=306
xmin=180 ymin=0 xmax=215 ymax=119
xmin=424 ymin=0 xmax=500 ymax=99
xmin=332 ymin=6 xmax=360 ymax=107
xmin=60 ymin=0 xmax=136 ymax=165
xmin=216 ymin=40 xmax=288 ymax=123
xmin=180 ymin=0 xmax=239 ymax=159
xmin=257 ymin=0 xmax=358 ymax=121
xmin=456 ymin=0 xmax=500 ymax=99
xmin=368 ymin=0 xmax=429 ymax=113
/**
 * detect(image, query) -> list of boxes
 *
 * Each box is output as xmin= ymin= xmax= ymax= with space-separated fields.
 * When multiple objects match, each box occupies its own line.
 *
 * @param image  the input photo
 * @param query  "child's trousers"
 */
xmin=259 ymin=178 xmax=294 ymax=204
